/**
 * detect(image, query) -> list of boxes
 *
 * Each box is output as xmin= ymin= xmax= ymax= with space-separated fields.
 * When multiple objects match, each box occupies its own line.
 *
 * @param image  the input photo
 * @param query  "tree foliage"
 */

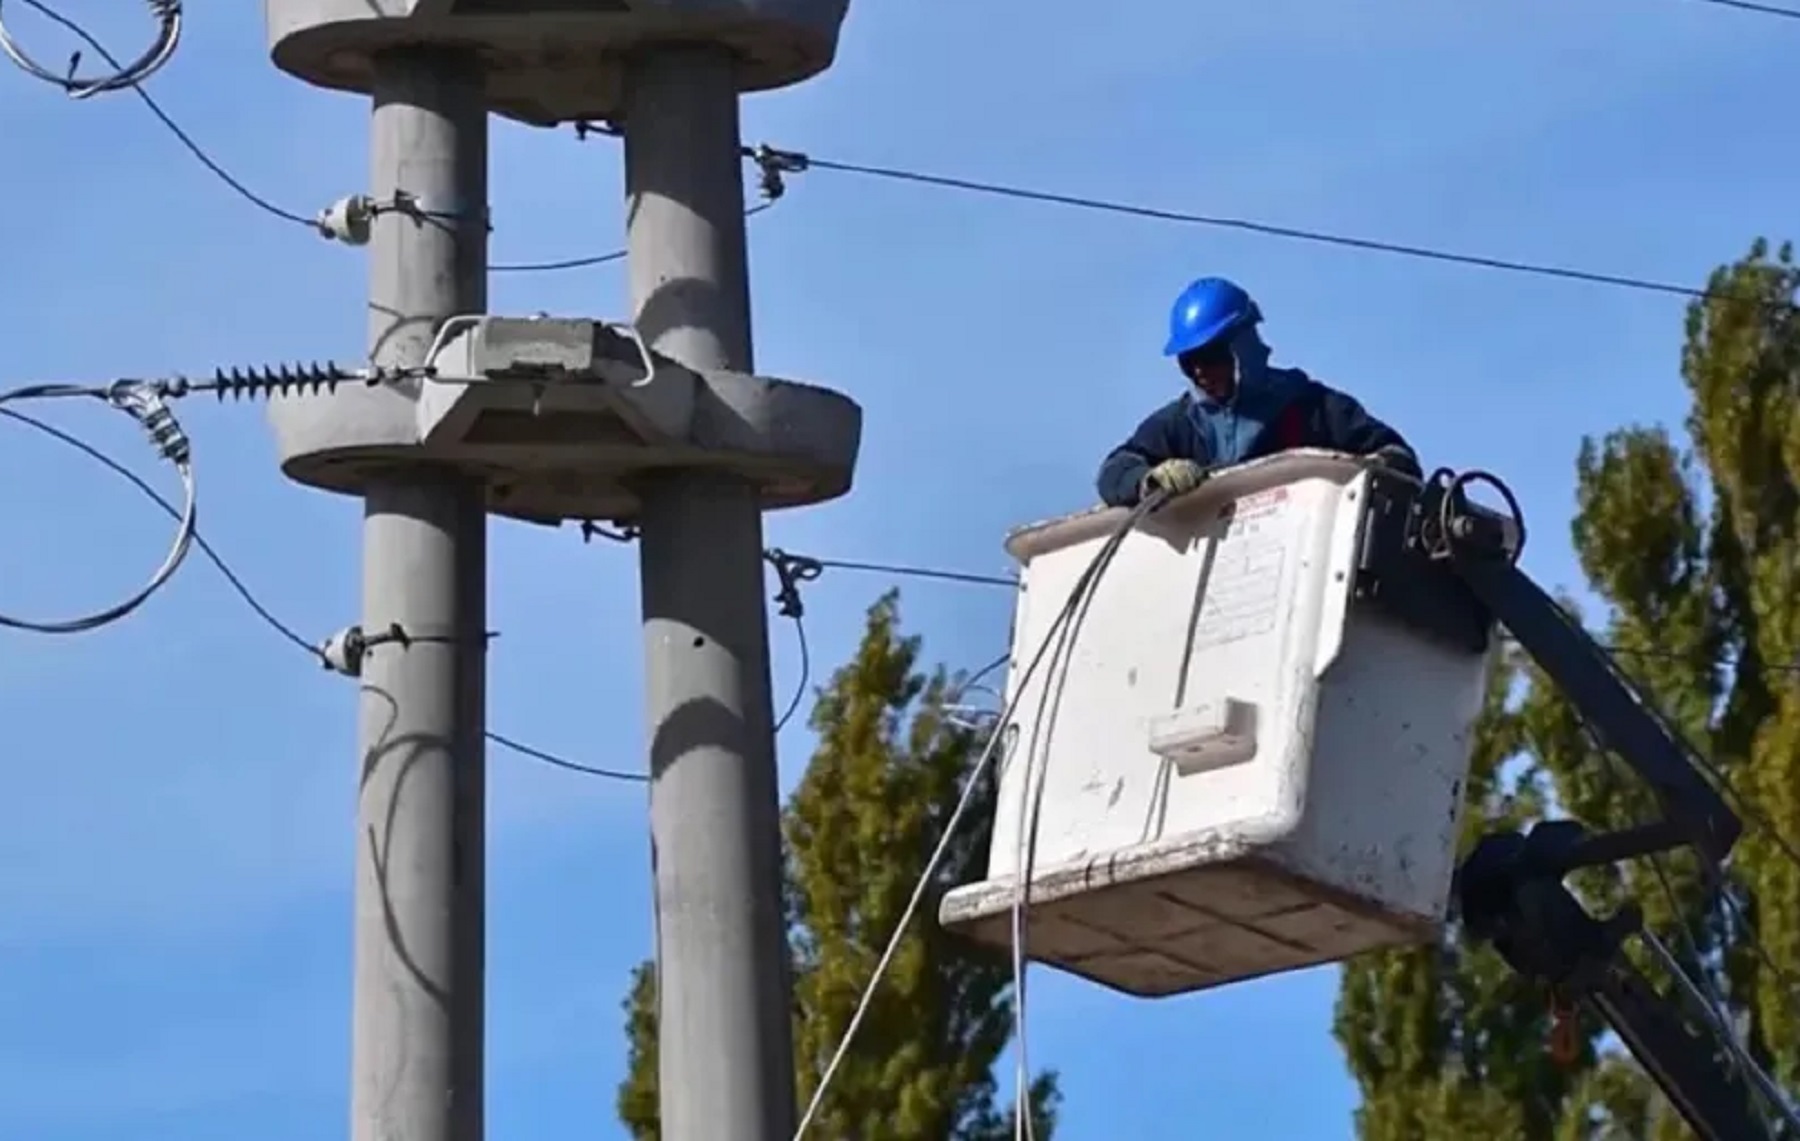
xmin=1335 ymin=238 xmax=1800 ymax=1137
xmin=618 ymin=590 xmax=1059 ymax=1140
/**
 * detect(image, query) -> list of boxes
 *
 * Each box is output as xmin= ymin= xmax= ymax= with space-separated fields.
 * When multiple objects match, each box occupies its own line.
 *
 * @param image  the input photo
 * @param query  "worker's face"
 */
xmin=1178 ymin=341 xmax=1236 ymax=402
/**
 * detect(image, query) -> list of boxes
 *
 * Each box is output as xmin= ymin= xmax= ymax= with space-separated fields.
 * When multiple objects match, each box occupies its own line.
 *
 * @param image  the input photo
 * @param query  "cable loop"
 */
xmin=0 ymin=0 xmax=180 ymax=96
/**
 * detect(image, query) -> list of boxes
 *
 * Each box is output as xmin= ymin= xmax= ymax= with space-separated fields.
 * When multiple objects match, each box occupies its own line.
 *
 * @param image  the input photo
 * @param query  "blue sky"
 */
xmin=0 ymin=0 xmax=1791 ymax=1136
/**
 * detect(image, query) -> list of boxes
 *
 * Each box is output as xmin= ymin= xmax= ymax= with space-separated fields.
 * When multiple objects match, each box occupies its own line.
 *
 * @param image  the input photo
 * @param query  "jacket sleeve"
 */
xmin=1318 ymin=388 xmax=1420 ymax=476
xmin=1096 ymin=403 xmax=1186 ymax=507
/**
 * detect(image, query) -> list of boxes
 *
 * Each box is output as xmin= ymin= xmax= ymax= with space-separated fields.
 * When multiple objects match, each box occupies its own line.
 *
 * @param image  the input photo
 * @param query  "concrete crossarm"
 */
xmin=267 ymin=315 xmax=863 ymax=523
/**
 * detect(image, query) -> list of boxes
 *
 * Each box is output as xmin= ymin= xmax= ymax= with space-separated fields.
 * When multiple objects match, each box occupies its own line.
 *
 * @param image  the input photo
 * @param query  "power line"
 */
xmin=24 ymin=3 xmax=771 ymax=270
xmin=491 ymin=201 xmax=776 ymax=273
xmin=0 ymin=400 xmax=989 ymax=780
xmin=489 ymin=248 xmax=623 ymax=274
xmin=797 ymin=153 xmax=1717 ymax=301
xmin=1686 ymin=0 xmax=1800 ymax=18
xmin=16 ymin=0 xmax=315 ymax=228
xmin=804 ymin=555 xmax=1015 ymax=589
xmin=0 ymin=404 xmax=648 ymax=783
xmin=27 ymin=0 xmax=1765 ymax=304
xmin=1 ymin=0 xmax=181 ymax=96
xmin=483 ymin=731 xmax=646 ymax=782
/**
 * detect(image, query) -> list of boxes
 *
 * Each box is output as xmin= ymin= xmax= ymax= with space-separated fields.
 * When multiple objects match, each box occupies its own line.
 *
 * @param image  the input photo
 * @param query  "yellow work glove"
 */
xmin=1139 ymin=458 xmax=1208 ymax=500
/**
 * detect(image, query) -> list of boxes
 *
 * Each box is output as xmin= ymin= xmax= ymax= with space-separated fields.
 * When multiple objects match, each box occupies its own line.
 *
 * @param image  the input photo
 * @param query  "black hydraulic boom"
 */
xmin=1357 ymin=465 xmax=1768 ymax=1141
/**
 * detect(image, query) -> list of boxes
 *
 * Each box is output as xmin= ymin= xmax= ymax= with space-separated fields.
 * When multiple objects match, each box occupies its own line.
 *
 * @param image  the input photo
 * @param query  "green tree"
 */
xmin=1335 ymin=238 xmax=1800 ymax=1137
xmin=618 ymin=591 xmax=1060 ymax=1139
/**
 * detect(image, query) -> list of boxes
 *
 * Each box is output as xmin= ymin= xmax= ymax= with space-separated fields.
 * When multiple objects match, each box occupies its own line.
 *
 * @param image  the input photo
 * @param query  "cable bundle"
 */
xmin=0 ymin=0 xmax=181 ymax=96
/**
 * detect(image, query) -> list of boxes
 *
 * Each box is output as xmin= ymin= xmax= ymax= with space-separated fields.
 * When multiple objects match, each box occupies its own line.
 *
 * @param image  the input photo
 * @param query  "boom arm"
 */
xmin=1369 ymin=467 xmax=1766 ymax=1141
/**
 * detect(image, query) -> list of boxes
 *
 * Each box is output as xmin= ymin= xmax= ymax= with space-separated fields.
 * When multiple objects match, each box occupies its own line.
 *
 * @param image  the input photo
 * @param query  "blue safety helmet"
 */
xmin=1163 ymin=276 xmax=1262 ymax=358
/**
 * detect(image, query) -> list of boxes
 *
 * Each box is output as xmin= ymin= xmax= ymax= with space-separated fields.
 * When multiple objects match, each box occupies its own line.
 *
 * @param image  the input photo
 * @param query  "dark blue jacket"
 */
xmin=1096 ymin=370 xmax=1417 ymax=507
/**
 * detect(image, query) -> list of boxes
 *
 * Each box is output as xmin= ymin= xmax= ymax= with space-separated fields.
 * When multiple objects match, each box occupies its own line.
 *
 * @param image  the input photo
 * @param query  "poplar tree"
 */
xmin=1334 ymin=239 xmax=1800 ymax=1137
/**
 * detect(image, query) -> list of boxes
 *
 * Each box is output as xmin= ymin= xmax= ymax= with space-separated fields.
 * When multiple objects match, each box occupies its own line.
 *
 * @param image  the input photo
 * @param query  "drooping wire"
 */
xmin=491 ymin=202 xmax=776 ymax=273
xmin=489 ymin=247 xmax=625 ymax=274
xmin=0 ymin=405 xmax=313 ymax=654
xmin=1007 ymin=491 xmax=1164 ymax=1141
xmin=9 ymin=2 xmax=315 ymax=227
xmin=0 ymin=385 xmax=195 ymax=633
xmin=0 ymin=0 xmax=180 ymax=97
xmin=775 ymin=613 xmax=810 ymax=733
xmin=1576 ymin=718 xmax=1793 ymax=1134
xmin=790 ymin=491 xmax=1162 ymax=1141
xmin=766 ymin=549 xmax=821 ymax=733
xmin=0 ymin=404 xmax=644 ymax=783
xmin=484 ymin=730 xmax=646 ymax=782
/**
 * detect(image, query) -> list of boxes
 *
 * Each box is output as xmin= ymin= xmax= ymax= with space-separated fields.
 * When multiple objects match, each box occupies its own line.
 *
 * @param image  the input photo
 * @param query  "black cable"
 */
xmin=30 ymin=0 xmax=1787 ymax=300
xmin=20 ymin=1 xmax=316 ymax=229
xmin=774 ymin=611 xmax=810 ymax=733
xmin=489 ymin=248 xmax=624 ymax=274
xmin=30 ymin=0 xmax=1756 ymax=304
xmin=0 ymin=406 xmax=647 ymax=783
xmin=804 ymin=556 xmax=1016 ymax=589
xmin=1685 ymin=0 xmax=1800 ymax=17
xmin=801 ymin=155 xmax=1718 ymax=302
xmin=484 ymin=730 xmax=646 ymax=782
xmin=28 ymin=2 xmax=773 ymax=266
xmin=0 ymin=407 xmax=316 ymax=655
xmin=491 ymin=202 xmax=775 ymax=274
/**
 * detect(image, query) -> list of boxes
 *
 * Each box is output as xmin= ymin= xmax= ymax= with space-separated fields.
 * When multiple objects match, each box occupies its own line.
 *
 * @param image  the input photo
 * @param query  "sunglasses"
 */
xmin=1177 ymin=339 xmax=1234 ymax=372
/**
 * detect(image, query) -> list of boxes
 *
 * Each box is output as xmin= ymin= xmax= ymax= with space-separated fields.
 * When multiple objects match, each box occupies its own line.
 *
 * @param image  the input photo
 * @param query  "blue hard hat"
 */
xmin=1163 ymin=276 xmax=1261 ymax=357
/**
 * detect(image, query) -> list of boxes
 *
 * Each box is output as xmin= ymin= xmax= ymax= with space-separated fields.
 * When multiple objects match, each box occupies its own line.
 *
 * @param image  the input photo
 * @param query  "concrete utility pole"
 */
xmin=351 ymin=49 xmax=490 ymax=1141
xmin=623 ymin=46 xmax=797 ymax=1140
xmin=262 ymin=6 xmax=857 ymax=1141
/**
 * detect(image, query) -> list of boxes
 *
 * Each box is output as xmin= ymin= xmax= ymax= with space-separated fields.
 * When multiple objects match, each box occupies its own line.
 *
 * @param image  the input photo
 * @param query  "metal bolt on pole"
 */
xmin=352 ymin=47 xmax=490 ymax=1141
xmin=624 ymin=44 xmax=800 ymax=1141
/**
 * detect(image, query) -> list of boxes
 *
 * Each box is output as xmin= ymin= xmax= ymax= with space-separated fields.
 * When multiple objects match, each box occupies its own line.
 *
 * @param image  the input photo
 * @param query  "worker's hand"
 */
xmin=1139 ymin=458 xmax=1209 ymax=500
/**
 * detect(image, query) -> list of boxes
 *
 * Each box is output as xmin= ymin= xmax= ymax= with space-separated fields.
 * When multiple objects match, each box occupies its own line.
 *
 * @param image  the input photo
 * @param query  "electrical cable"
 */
xmin=8 ymin=1 xmax=314 ymax=227
xmin=491 ymin=202 xmax=775 ymax=273
xmin=941 ymin=652 xmax=1011 ymax=732
xmin=806 ymin=555 xmax=1016 ymax=589
xmin=774 ymin=611 xmax=810 ymax=733
xmin=17 ymin=4 xmax=783 ymax=257
xmin=585 ymin=123 xmax=1747 ymax=303
xmin=1579 ymin=727 xmax=1792 ymax=1134
xmin=791 ymin=491 xmax=1165 ymax=1141
xmin=1686 ymin=0 xmax=1800 ymax=18
xmin=0 ymin=402 xmax=646 ymax=783
xmin=1007 ymin=491 xmax=1163 ymax=1140
xmin=0 ymin=0 xmax=179 ymax=97
xmin=1642 ymin=856 xmax=1796 ymax=1135
xmin=0 ymin=404 xmax=313 ymax=655
xmin=483 ymin=730 xmax=646 ymax=782
xmin=0 ymin=384 xmax=194 ymax=633
xmin=489 ymin=247 xmax=624 ymax=274
xmin=796 ymin=155 xmax=1726 ymax=303
xmin=16 ymin=2 xmax=1787 ymax=303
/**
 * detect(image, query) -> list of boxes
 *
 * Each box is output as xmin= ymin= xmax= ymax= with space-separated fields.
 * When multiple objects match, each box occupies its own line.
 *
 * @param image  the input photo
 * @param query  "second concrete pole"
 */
xmin=623 ymin=45 xmax=800 ymax=1141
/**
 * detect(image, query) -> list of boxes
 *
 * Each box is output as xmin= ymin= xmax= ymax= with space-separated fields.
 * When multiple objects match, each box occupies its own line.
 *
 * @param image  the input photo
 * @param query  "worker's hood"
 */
xmin=1184 ymin=326 xmax=1307 ymax=466
xmin=1190 ymin=325 xmax=1300 ymax=411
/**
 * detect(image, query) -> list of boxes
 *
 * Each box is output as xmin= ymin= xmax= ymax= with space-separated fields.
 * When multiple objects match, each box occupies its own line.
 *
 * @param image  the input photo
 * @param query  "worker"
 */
xmin=1096 ymin=276 xmax=1418 ymax=507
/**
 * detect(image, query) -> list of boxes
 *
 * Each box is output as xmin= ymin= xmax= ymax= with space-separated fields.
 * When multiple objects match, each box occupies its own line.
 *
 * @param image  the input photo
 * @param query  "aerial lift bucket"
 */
xmin=938 ymin=450 xmax=1502 ymax=996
